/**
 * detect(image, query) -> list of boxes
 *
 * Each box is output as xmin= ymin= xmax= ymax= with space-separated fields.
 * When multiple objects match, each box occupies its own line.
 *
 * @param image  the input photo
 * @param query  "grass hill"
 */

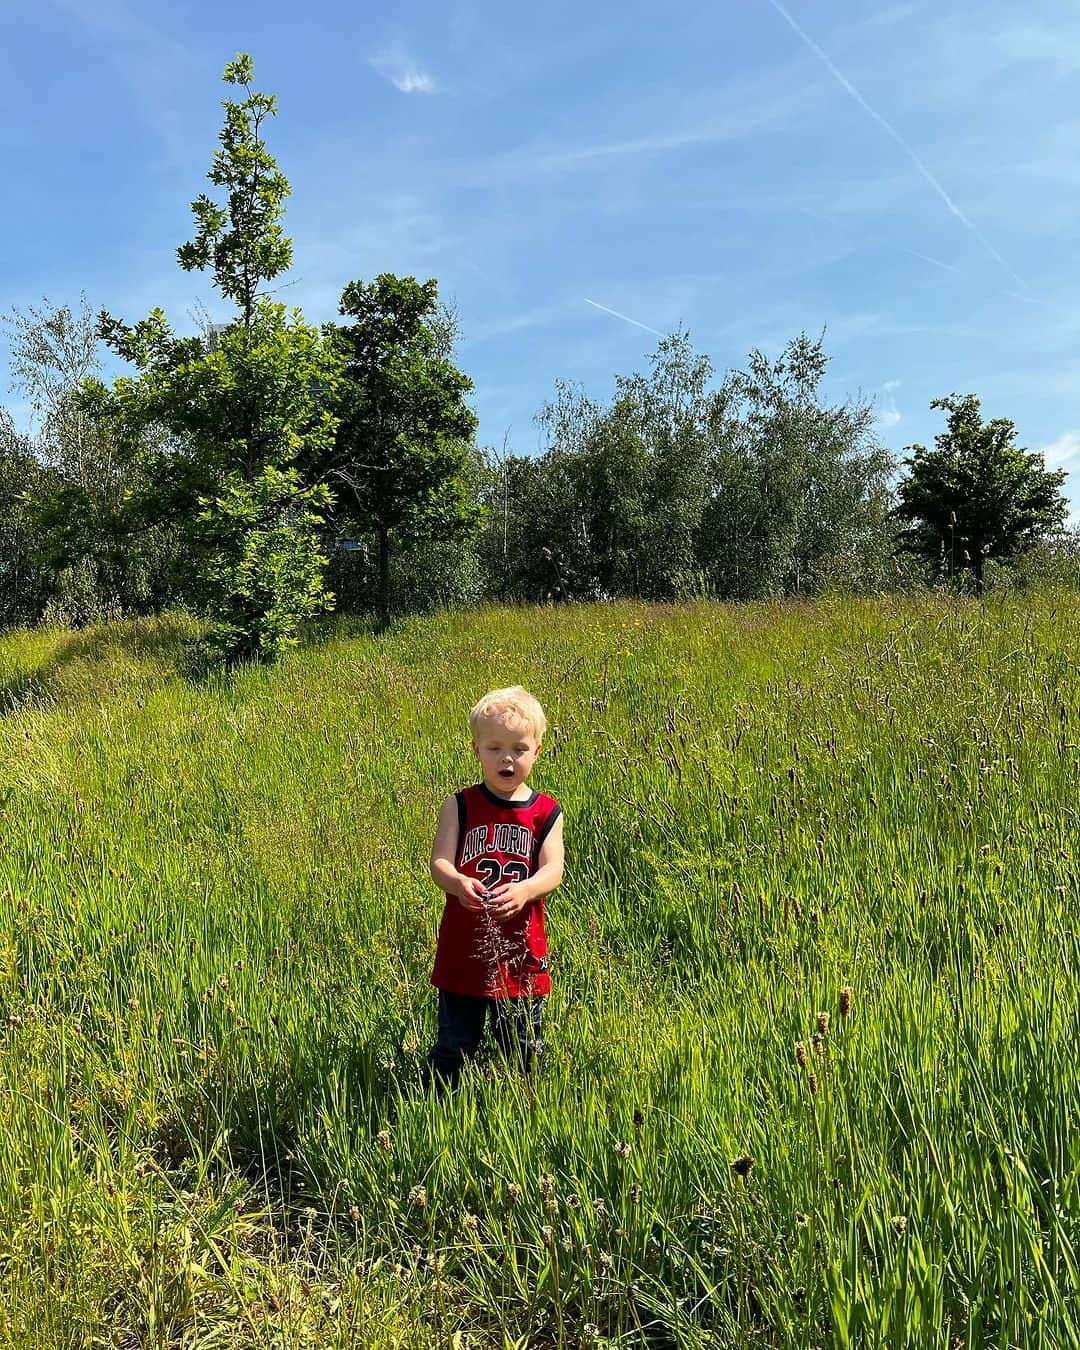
xmin=0 ymin=595 xmax=1077 ymax=1347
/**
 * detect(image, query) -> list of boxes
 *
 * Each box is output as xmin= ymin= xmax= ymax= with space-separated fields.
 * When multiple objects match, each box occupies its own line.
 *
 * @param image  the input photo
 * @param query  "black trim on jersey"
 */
xmin=532 ymin=802 xmax=562 ymax=864
xmin=454 ymin=791 xmax=466 ymax=867
xmin=534 ymin=802 xmax=562 ymax=850
xmin=478 ymin=782 xmax=538 ymax=811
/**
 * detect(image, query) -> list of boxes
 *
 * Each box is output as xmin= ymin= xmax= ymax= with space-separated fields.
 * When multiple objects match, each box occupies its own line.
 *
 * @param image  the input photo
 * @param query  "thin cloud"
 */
xmin=465 ymin=74 xmax=824 ymax=187
xmin=1038 ymin=432 xmax=1078 ymax=521
xmin=41 ymin=0 xmax=194 ymax=159
xmin=875 ymin=380 xmax=902 ymax=432
xmin=1039 ymin=431 xmax=1080 ymax=468
xmin=764 ymin=0 xmax=1028 ymax=291
xmin=369 ymin=45 xmax=436 ymax=94
xmin=583 ymin=299 xmax=666 ymax=338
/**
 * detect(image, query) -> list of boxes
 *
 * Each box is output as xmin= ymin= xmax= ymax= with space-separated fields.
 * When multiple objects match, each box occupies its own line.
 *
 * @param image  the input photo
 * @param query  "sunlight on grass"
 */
xmin=0 ymin=595 xmax=1076 ymax=1347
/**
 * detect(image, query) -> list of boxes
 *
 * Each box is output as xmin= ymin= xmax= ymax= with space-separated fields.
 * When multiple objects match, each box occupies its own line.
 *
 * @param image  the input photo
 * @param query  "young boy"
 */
xmin=427 ymin=686 xmax=564 ymax=1087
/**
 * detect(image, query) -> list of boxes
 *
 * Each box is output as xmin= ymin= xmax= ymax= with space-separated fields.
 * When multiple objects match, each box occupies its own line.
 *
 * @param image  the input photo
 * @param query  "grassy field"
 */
xmin=0 ymin=595 xmax=1077 ymax=1348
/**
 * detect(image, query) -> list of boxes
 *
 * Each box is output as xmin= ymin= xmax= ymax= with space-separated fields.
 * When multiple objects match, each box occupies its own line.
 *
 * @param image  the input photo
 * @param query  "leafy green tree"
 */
xmin=894 ymin=394 xmax=1068 ymax=588
xmin=699 ymin=333 xmax=897 ymax=598
xmin=529 ymin=331 xmax=714 ymax=600
xmin=0 ymin=409 xmax=54 ymax=626
xmin=489 ymin=329 xmax=893 ymax=604
xmin=83 ymin=54 xmax=340 ymax=663
xmin=5 ymin=297 xmax=181 ymax=623
xmin=315 ymin=274 xmax=479 ymax=627
xmin=477 ymin=447 xmax=588 ymax=603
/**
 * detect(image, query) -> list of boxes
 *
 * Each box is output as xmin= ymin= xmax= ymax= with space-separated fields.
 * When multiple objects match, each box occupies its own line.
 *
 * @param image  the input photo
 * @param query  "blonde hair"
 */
xmin=469 ymin=686 xmax=547 ymax=741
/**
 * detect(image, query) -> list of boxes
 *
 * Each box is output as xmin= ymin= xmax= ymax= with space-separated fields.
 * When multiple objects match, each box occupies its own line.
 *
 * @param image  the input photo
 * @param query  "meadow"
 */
xmin=0 ymin=594 xmax=1077 ymax=1348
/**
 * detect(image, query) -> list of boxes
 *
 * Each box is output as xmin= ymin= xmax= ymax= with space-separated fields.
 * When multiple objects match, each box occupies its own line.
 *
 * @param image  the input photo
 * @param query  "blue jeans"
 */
xmin=426 ymin=990 xmax=544 ymax=1087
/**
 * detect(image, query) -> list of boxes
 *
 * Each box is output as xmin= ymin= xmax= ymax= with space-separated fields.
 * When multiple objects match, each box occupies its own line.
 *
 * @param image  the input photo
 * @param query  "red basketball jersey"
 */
xmin=431 ymin=783 xmax=562 ymax=998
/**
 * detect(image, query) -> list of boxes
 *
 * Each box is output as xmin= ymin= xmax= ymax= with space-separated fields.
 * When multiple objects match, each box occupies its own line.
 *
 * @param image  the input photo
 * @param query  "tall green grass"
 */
xmin=0 ymin=595 xmax=1077 ymax=1347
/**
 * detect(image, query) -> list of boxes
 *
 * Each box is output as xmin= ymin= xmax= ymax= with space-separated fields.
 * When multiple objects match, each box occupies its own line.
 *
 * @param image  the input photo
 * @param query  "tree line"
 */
xmin=0 ymin=56 xmax=1072 ymax=665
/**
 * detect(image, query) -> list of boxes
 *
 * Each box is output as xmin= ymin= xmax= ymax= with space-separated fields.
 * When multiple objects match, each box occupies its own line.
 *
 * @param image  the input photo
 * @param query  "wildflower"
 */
xmin=598 ymin=1250 xmax=614 ymax=1269
xmin=376 ymin=1129 xmax=392 ymax=1151
xmin=507 ymin=1183 xmax=522 ymax=1207
xmin=349 ymin=1205 xmax=360 ymax=1222
xmin=127 ymin=999 xmax=138 ymax=1011
xmin=582 ymin=1323 xmax=600 ymax=1341
xmin=614 ymin=1140 xmax=631 ymax=1159
xmin=629 ymin=1184 xmax=642 ymax=1205
xmin=731 ymin=1155 xmax=754 ymax=1179
xmin=593 ymin=1198 xmax=608 ymax=1218
xmin=808 ymin=1070 xmax=819 ymax=1095
xmin=816 ymin=1011 xmax=829 ymax=1037
xmin=812 ymin=1033 xmax=825 ymax=1058
xmin=795 ymin=1041 xmax=808 ymax=1067
xmin=795 ymin=1212 xmax=809 ymax=1228
xmin=892 ymin=1215 xmax=908 ymax=1237
xmin=540 ymin=1225 xmax=554 ymax=1245
xmin=463 ymin=1212 xmax=479 ymax=1232
xmin=839 ymin=986 xmax=852 ymax=1017
xmin=303 ymin=1205 xmax=317 ymax=1220
xmin=409 ymin=1185 xmax=427 ymax=1211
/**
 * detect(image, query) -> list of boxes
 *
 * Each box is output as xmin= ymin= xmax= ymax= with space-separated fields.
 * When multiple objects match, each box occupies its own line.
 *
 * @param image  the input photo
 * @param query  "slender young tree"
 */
xmin=83 ymin=54 xmax=340 ymax=663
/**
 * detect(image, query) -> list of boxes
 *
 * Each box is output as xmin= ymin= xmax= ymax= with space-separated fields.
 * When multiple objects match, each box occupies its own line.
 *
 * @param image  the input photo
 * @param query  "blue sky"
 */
xmin=4 ymin=0 xmax=1080 ymax=510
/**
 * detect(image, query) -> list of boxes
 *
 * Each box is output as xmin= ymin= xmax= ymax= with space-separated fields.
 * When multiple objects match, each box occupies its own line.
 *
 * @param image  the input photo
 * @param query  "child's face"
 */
xmin=472 ymin=714 xmax=541 ymax=796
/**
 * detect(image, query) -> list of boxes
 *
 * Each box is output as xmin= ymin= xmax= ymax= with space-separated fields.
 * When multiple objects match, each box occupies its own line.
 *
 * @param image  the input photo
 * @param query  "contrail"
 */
xmin=764 ymin=0 xmax=1028 ymax=291
xmin=903 ymin=248 xmax=961 ymax=275
xmin=584 ymin=298 xmax=666 ymax=337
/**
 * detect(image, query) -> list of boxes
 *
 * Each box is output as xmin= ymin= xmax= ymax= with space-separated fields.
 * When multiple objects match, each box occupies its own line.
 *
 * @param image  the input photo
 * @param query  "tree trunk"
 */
xmin=378 ymin=523 xmax=391 ymax=629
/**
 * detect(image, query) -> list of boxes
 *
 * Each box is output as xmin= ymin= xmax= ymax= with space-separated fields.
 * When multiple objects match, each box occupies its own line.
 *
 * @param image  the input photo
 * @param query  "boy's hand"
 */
xmin=454 ymin=874 xmax=489 ymax=912
xmin=486 ymin=881 xmax=531 ymax=922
